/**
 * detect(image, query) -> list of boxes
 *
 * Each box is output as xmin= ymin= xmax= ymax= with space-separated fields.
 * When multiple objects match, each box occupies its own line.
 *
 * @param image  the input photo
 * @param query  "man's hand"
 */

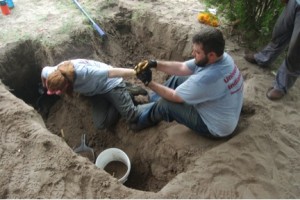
xmin=281 ymin=0 xmax=289 ymax=4
xmin=134 ymin=60 xmax=157 ymax=75
xmin=137 ymin=68 xmax=152 ymax=86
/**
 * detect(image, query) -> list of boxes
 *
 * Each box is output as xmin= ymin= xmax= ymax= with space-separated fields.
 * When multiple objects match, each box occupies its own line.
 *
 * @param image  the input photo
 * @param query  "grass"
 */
xmin=0 ymin=0 xmax=92 ymax=48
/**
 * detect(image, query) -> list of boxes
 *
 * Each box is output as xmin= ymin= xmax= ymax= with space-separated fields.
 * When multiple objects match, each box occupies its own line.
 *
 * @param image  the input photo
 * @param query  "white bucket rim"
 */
xmin=95 ymin=148 xmax=131 ymax=184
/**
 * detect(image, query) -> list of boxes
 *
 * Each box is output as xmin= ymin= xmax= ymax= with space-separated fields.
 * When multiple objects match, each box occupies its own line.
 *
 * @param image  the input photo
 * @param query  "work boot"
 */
xmin=266 ymin=87 xmax=285 ymax=101
xmin=130 ymin=120 xmax=158 ymax=131
xmin=244 ymin=53 xmax=258 ymax=65
xmin=125 ymin=82 xmax=148 ymax=96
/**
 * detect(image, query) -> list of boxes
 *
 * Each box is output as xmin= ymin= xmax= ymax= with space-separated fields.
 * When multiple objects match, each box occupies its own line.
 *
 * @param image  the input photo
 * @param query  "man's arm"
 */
xmin=108 ymin=68 xmax=135 ymax=78
xmin=148 ymin=81 xmax=184 ymax=103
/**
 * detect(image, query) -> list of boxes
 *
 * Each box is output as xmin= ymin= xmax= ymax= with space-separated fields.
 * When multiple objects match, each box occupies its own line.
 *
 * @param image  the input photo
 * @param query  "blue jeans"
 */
xmin=141 ymin=76 xmax=216 ymax=138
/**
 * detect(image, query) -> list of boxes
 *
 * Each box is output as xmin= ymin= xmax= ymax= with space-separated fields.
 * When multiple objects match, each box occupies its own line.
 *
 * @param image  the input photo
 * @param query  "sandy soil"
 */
xmin=1 ymin=0 xmax=300 ymax=198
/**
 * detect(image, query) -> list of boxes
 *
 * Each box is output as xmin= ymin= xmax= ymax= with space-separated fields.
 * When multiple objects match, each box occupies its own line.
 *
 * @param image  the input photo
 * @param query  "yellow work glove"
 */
xmin=134 ymin=60 xmax=157 ymax=75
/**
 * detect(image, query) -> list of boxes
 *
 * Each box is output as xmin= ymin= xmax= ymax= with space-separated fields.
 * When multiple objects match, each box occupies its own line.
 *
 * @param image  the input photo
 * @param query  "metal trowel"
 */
xmin=74 ymin=134 xmax=95 ymax=162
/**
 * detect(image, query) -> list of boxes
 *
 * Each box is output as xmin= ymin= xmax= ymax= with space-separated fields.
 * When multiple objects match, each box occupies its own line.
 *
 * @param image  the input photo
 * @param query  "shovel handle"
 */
xmin=82 ymin=134 xmax=87 ymax=146
xmin=92 ymin=22 xmax=106 ymax=37
xmin=72 ymin=0 xmax=106 ymax=37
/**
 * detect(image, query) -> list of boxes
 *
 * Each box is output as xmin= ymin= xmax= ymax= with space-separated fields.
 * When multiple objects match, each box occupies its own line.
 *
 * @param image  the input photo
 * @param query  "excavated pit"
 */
xmin=0 ymin=7 xmax=253 ymax=193
xmin=0 ymin=9 xmax=194 ymax=192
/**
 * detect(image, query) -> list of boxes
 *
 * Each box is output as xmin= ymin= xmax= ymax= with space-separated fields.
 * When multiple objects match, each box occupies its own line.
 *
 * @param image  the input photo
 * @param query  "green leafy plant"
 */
xmin=203 ymin=0 xmax=284 ymax=49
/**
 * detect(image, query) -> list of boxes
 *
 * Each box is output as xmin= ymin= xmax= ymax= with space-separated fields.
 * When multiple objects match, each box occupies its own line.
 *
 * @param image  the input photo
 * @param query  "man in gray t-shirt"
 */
xmin=133 ymin=28 xmax=244 ymax=138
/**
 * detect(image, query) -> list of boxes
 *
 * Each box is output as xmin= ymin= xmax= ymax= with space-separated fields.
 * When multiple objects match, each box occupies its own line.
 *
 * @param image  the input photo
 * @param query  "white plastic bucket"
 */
xmin=95 ymin=148 xmax=131 ymax=184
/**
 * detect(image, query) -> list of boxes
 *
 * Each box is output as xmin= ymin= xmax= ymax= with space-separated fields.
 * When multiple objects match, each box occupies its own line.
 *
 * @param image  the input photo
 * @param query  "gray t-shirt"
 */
xmin=42 ymin=59 xmax=123 ymax=96
xmin=72 ymin=59 xmax=123 ymax=96
xmin=176 ymin=53 xmax=244 ymax=136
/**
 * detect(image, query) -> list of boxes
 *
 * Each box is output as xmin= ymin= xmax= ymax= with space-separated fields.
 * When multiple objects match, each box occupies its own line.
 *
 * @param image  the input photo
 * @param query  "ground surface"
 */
xmin=1 ymin=0 xmax=300 ymax=198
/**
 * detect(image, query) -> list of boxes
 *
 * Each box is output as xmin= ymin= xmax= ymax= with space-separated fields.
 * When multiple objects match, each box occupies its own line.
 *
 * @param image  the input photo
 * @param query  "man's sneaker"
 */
xmin=266 ymin=87 xmax=285 ymax=101
xmin=244 ymin=53 xmax=258 ymax=65
xmin=129 ymin=123 xmax=146 ymax=131
xmin=129 ymin=122 xmax=157 ymax=132
xmin=125 ymin=82 xmax=148 ymax=96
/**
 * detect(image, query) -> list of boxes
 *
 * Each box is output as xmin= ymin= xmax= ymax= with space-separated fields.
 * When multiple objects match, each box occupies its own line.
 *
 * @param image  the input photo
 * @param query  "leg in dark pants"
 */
xmin=91 ymin=95 xmax=120 ymax=130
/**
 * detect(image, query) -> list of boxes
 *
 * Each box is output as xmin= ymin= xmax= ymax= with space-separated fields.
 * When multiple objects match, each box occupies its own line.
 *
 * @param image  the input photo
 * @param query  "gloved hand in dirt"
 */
xmin=134 ymin=60 xmax=157 ymax=75
xmin=137 ymin=68 xmax=152 ymax=86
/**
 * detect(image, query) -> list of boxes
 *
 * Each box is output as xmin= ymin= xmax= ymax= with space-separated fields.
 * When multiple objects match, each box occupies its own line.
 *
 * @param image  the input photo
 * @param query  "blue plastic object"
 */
xmin=5 ymin=0 xmax=13 ymax=9
xmin=72 ymin=0 xmax=106 ymax=37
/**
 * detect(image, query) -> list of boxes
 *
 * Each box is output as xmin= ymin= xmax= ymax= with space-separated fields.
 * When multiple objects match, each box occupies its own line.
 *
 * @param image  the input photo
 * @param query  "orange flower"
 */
xmin=197 ymin=13 xmax=206 ymax=22
xmin=211 ymin=19 xmax=219 ymax=27
xmin=197 ymin=12 xmax=219 ymax=27
xmin=203 ymin=14 xmax=210 ymax=22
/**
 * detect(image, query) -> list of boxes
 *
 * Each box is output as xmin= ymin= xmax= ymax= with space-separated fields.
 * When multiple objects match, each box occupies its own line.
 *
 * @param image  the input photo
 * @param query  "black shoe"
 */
xmin=244 ymin=53 xmax=258 ymax=65
xmin=129 ymin=123 xmax=145 ymax=131
xmin=129 ymin=122 xmax=155 ymax=132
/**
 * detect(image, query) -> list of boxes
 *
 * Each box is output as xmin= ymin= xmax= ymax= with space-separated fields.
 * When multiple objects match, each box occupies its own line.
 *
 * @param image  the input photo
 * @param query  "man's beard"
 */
xmin=195 ymin=55 xmax=209 ymax=66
